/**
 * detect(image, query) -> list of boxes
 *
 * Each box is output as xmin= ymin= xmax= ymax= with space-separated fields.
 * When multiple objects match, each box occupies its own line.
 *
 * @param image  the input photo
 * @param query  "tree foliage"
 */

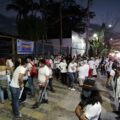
xmin=6 ymin=0 xmax=95 ymax=40
xmin=90 ymin=28 xmax=108 ymax=56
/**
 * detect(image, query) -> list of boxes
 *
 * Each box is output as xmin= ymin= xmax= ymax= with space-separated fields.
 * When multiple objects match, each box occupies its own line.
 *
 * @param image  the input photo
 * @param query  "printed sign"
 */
xmin=17 ymin=39 xmax=34 ymax=54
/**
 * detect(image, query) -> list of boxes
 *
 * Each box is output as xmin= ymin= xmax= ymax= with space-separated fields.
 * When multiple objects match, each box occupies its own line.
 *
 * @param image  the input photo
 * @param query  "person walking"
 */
xmin=10 ymin=59 xmax=27 ymax=118
xmin=32 ymin=59 xmax=50 ymax=108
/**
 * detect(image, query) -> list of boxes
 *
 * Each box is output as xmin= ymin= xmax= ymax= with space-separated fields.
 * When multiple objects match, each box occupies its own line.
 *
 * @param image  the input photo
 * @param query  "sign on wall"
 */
xmin=17 ymin=39 xmax=34 ymax=54
xmin=72 ymin=31 xmax=86 ymax=56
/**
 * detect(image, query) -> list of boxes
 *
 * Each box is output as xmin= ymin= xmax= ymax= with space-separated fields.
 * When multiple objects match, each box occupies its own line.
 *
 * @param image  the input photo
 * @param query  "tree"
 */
xmin=90 ymin=27 xmax=108 ymax=57
xmin=6 ymin=0 xmax=32 ymax=22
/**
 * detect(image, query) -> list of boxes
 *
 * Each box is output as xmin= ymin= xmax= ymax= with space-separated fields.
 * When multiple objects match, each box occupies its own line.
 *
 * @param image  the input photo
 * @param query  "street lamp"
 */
xmin=108 ymin=24 xmax=112 ymax=28
xmin=93 ymin=33 xmax=98 ymax=39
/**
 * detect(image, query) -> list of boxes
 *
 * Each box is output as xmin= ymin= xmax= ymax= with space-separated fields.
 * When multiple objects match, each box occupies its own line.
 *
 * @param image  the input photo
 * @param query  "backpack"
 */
xmin=30 ymin=63 xmax=38 ymax=77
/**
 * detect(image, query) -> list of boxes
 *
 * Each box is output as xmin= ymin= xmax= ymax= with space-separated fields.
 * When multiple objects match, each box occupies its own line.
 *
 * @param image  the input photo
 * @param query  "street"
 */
xmin=0 ymin=74 xmax=119 ymax=120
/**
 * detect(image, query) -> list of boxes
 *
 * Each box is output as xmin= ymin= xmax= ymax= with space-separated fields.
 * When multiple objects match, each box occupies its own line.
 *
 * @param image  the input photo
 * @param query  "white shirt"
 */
xmin=84 ymin=64 xmax=89 ymax=77
xmin=88 ymin=60 xmax=95 ymax=69
xmin=49 ymin=68 xmax=53 ymax=78
xmin=6 ymin=59 xmax=14 ymax=75
xmin=73 ymin=62 xmax=78 ymax=72
xmin=6 ymin=59 xmax=14 ymax=68
xmin=84 ymin=102 xmax=102 ymax=120
xmin=106 ymin=61 xmax=113 ymax=72
xmin=78 ymin=66 xmax=86 ymax=79
xmin=58 ymin=62 xmax=67 ymax=73
xmin=95 ymin=59 xmax=100 ymax=68
xmin=38 ymin=65 xmax=50 ymax=84
xmin=10 ymin=66 xmax=26 ymax=88
xmin=54 ymin=59 xmax=60 ymax=68
xmin=68 ymin=63 xmax=74 ymax=72
xmin=116 ymin=76 xmax=120 ymax=99
xmin=110 ymin=69 xmax=115 ymax=77
xmin=26 ymin=62 xmax=33 ymax=76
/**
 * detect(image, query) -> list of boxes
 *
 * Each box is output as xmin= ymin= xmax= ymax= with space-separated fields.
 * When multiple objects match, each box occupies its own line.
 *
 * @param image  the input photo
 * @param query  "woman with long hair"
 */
xmin=75 ymin=79 xmax=102 ymax=120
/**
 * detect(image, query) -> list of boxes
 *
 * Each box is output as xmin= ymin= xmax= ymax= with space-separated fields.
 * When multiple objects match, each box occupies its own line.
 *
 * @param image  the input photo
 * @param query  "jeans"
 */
xmin=28 ymin=76 xmax=35 ymax=96
xmin=10 ymin=86 xmax=20 ymax=116
xmin=61 ymin=73 xmax=67 ymax=84
xmin=73 ymin=72 xmax=78 ymax=83
xmin=0 ymin=87 xmax=4 ymax=103
xmin=48 ymin=78 xmax=54 ymax=90
xmin=67 ymin=72 xmax=74 ymax=88
xmin=36 ymin=86 xmax=48 ymax=104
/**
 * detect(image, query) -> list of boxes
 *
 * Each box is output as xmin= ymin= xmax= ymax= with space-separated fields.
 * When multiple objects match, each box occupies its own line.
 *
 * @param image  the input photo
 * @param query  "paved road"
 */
xmin=0 ymin=74 xmax=119 ymax=120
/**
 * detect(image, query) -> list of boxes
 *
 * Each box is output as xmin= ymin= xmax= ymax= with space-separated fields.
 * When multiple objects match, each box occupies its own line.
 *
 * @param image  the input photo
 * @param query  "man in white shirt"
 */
xmin=32 ymin=59 xmax=50 ymax=108
xmin=68 ymin=60 xmax=75 ymax=91
xmin=83 ymin=60 xmax=89 ymax=78
xmin=10 ymin=59 xmax=27 ymax=118
xmin=78 ymin=61 xmax=86 ymax=86
xmin=26 ymin=57 xmax=35 ymax=97
xmin=58 ymin=59 xmax=67 ymax=84
xmin=88 ymin=58 xmax=95 ymax=77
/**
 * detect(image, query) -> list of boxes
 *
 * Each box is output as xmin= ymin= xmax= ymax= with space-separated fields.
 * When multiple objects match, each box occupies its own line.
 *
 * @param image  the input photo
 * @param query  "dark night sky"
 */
xmin=0 ymin=0 xmax=120 ymax=32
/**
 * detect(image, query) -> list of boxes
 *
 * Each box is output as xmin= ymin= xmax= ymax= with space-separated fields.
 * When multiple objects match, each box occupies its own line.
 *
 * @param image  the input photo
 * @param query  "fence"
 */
xmin=35 ymin=41 xmax=71 ymax=57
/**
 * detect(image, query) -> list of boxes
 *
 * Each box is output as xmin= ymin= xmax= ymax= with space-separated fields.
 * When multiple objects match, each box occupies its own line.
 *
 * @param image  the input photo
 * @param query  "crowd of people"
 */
xmin=0 ymin=55 xmax=120 ymax=119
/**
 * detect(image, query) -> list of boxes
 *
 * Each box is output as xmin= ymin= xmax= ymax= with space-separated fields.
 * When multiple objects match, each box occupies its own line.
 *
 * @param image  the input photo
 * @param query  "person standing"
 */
xmin=10 ymin=59 xmax=27 ymax=118
xmin=58 ymin=59 xmax=67 ymax=85
xmin=83 ymin=60 xmax=89 ymax=79
xmin=77 ymin=61 xmax=86 ymax=86
xmin=32 ymin=59 xmax=50 ymax=108
xmin=67 ymin=59 xmax=75 ymax=91
xmin=26 ymin=56 xmax=35 ymax=97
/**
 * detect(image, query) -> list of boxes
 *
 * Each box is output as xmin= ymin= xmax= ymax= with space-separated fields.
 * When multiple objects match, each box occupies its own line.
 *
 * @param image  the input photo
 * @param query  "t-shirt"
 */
xmin=38 ymin=65 xmax=50 ymax=84
xmin=116 ymin=76 xmax=120 ymax=99
xmin=88 ymin=60 xmax=95 ymax=69
xmin=78 ymin=66 xmax=86 ymax=79
xmin=84 ymin=102 xmax=102 ymax=120
xmin=54 ymin=59 xmax=60 ymax=69
xmin=58 ymin=62 xmax=67 ymax=73
xmin=106 ymin=61 xmax=113 ymax=72
xmin=10 ymin=66 xmax=26 ymax=88
xmin=68 ymin=63 xmax=74 ymax=73
xmin=73 ymin=62 xmax=78 ymax=72
xmin=49 ymin=68 xmax=53 ymax=79
xmin=26 ymin=62 xmax=33 ymax=76
xmin=84 ymin=64 xmax=89 ymax=77
xmin=110 ymin=69 xmax=115 ymax=77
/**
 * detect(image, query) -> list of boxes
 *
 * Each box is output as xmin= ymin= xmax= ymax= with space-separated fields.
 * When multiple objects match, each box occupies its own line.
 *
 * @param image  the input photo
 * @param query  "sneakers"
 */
xmin=68 ymin=87 xmax=76 ymax=91
xmin=15 ymin=112 xmax=22 ymax=118
xmin=41 ymin=99 xmax=48 ymax=104
xmin=32 ymin=102 xmax=39 ymax=109
xmin=71 ymin=88 xmax=75 ymax=91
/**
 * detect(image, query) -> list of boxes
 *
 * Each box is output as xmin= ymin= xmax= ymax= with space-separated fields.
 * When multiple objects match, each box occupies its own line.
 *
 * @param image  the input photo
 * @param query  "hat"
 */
xmin=82 ymin=79 xmax=96 ymax=91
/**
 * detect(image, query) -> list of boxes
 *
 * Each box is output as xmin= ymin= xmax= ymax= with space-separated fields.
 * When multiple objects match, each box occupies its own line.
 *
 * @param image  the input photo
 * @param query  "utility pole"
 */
xmin=85 ymin=0 xmax=92 ymax=56
xmin=59 ymin=2 xmax=63 ymax=53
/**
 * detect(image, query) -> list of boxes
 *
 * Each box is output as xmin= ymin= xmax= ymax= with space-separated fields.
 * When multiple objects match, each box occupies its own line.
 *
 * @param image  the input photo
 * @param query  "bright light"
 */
xmin=110 ymin=38 xmax=113 ymax=41
xmin=108 ymin=24 xmax=112 ymax=28
xmin=93 ymin=33 xmax=98 ymax=38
